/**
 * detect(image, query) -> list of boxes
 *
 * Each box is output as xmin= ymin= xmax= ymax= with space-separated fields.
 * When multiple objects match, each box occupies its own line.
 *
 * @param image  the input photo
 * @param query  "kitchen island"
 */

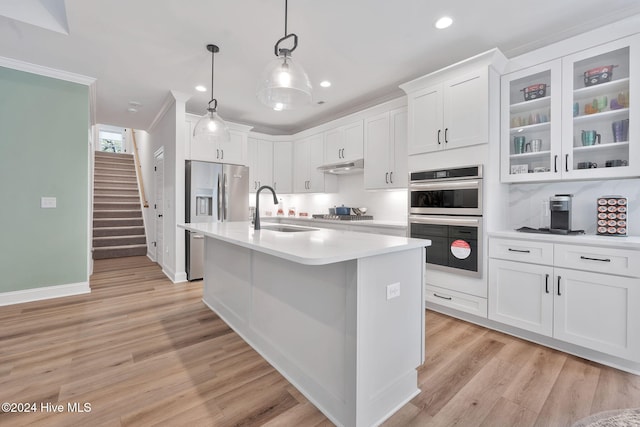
xmin=179 ymin=221 xmax=430 ymax=427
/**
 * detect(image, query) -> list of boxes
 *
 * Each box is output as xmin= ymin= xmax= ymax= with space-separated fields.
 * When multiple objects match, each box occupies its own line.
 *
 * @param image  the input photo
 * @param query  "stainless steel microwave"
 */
xmin=409 ymin=165 xmax=483 ymax=216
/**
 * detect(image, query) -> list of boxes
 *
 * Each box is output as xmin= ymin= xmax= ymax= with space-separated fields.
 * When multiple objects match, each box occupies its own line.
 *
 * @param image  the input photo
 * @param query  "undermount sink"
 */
xmin=259 ymin=225 xmax=318 ymax=233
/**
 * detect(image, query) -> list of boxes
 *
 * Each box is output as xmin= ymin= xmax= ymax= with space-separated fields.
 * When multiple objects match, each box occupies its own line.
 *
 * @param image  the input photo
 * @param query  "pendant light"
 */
xmin=193 ymin=44 xmax=230 ymax=144
xmin=256 ymin=0 xmax=312 ymax=110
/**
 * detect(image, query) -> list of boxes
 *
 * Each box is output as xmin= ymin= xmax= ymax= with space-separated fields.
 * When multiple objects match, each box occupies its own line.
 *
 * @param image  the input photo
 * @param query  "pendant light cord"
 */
xmin=273 ymin=0 xmax=298 ymax=56
xmin=284 ymin=0 xmax=288 ymax=37
xmin=208 ymin=45 xmax=217 ymax=111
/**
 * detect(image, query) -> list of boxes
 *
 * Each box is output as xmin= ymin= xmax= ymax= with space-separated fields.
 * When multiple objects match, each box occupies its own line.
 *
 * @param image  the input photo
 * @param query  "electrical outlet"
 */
xmin=41 ymin=196 xmax=57 ymax=208
xmin=386 ymin=282 xmax=400 ymax=300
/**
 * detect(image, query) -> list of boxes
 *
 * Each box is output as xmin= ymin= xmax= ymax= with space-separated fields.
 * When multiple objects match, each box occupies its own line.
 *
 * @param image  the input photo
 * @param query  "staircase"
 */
xmin=92 ymin=151 xmax=147 ymax=259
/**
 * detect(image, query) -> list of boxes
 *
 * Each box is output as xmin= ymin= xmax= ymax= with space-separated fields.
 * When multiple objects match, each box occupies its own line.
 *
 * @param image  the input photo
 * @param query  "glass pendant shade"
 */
xmin=193 ymin=43 xmax=230 ymax=144
xmin=193 ymin=109 xmax=230 ymax=144
xmin=257 ymin=54 xmax=312 ymax=110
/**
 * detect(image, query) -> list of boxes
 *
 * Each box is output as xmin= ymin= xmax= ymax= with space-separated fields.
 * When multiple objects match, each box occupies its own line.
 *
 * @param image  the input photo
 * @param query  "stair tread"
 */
xmin=93 ymin=244 xmax=147 ymax=250
xmin=93 ymin=225 xmax=145 ymax=230
xmin=93 ymin=235 xmax=146 ymax=240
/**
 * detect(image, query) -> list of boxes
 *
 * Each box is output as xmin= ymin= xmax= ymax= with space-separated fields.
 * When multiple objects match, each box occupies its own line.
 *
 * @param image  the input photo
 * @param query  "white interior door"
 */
xmin=154 ymin=150 xmax=164 ymax=267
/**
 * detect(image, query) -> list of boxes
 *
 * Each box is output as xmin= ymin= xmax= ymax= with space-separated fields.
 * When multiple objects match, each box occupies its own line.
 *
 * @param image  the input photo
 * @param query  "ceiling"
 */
xmin=1 ymin=0 xmax=640 ymax=135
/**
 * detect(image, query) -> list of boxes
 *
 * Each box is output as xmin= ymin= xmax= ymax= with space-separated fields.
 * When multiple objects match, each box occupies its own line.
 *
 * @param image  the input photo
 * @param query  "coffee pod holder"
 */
xmin=597 ymin=195 xmax=627 ymax=236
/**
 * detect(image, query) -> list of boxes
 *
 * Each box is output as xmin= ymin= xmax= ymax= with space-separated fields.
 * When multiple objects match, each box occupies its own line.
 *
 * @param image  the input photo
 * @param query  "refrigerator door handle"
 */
xmin=223 ymin=173 xmax=228 ymax=221
xmin=217 ymin=173 xmax=222 ymax=220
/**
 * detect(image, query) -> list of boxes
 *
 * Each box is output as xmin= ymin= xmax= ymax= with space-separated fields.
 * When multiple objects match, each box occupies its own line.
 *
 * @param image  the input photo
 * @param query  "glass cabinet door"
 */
xmin=562 ymin=35 xmax=638 ymax=178
xmin=501 ymin=60 xmax=561 ymax=182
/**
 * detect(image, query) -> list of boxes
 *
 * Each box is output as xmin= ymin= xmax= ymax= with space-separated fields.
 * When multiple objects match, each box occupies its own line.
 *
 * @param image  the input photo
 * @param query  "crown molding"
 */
xmin=0 ymin=55 xmax=95 ymax=85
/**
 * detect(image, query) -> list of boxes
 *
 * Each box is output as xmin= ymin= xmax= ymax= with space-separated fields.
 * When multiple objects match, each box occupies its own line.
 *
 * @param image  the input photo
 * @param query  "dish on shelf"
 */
xmin=521 ymin=83 xmax=547 ymax=101
xmin=584 ymin=65 xmax=617 ymax=87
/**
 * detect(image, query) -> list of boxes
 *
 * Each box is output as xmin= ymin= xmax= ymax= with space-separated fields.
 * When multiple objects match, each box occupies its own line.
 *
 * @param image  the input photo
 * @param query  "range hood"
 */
xmin=317 ymin=158 xmax=364 ymax=175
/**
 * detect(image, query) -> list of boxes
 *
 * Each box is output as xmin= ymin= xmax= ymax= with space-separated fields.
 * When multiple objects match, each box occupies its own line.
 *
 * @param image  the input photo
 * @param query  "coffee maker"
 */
xmin=549 ymin=194 xmax=573 ymax=234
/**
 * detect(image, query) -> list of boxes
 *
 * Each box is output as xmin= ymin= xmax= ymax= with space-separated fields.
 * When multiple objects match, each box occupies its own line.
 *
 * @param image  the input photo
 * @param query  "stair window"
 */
xmin=99 ymin=130 xmax=124 ymax=153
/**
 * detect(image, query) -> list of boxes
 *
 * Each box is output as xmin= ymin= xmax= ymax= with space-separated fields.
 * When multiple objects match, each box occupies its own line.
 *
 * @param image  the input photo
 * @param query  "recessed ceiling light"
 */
xmin=195 ymin=85 xmax=207 ymax=92
xmin=273 ymin=102 xmax=284 ymax=111
xmin=435 ymin=16 xmax=453 ymax=29
xmin=127 ymin=107 xmax=138 ymax=113
xmin=128 ymin=100 xmax=142 ymax=107
xmin=320 ymin=80 xmax=331 ymax=88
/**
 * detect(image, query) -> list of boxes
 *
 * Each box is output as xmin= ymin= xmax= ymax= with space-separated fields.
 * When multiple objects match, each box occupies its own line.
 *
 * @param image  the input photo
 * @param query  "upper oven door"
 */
xmin=409 ymin=179 xmax=483 ymax=215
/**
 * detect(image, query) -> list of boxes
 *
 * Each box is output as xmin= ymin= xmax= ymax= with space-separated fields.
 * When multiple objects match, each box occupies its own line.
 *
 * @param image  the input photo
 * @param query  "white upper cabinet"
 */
xmin=501 ymin=60 xmax=562 ymax=182
xmin=501 ymin=34 xmax=640 ymax=182
xmin=272 ymin=141 xmax=293 ymax=194
xmin=293 ymin=134 xmax=337 ymax=193
xmin=324 ymin=120 xmax=364 ymax=164
xmin=364 ymin=107 xmax=408 ymax=189
xmin=247 ymin=138 xmax=273 ymax=192
xmin=401 ymin=49 xmax=506 ymax=156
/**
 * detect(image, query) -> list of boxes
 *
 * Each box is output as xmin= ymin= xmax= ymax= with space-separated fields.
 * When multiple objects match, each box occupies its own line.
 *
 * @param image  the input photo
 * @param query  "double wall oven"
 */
xmin=409 ymin=165 xmax=483 ymax=276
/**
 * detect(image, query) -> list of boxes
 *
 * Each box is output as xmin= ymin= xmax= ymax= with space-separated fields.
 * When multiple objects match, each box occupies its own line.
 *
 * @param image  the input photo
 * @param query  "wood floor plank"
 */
xmin=590 ymin=364 xmax=640 ymax=413
xmin=533 ymin=356 xmax=600 ymax=427
xmin=1 ymin=256 xmax=640 ymax=426
xmin=501 ymin=346 xmax=568 ymax=413
xmin=479 ymin=397 xmax=538 ymax=427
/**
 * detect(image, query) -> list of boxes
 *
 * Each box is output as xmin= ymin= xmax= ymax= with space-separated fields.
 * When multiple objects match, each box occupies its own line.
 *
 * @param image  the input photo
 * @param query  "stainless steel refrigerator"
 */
xmin=185 ymin=160 xmax=249 ymax=280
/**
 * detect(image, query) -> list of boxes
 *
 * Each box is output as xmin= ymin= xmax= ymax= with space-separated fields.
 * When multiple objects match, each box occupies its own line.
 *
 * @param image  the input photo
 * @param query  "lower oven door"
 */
xmin=409 ymin=215 xmax=482 ymax=277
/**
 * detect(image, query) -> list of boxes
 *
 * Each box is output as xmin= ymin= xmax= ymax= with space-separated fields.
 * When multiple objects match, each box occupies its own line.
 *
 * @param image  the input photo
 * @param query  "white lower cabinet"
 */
xmin=553 ymin=268 xmax=639 ymax=361
xmin=489 ymin=237 xmax=640 ymax=362
xmin=426 ymin=284 xmax=488 ymax=318
xmin=489 ymin=259 xmax=553 ymax=336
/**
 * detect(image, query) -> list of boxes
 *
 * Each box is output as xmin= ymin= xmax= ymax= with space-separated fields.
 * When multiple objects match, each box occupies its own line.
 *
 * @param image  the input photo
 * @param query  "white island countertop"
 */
xmin=179 ymin=221 xmax=429 ymax=266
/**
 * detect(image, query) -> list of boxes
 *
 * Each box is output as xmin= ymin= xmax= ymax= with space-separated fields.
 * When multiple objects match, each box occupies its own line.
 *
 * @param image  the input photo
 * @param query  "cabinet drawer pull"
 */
xmin=433 ymin=293 xmax=452 ymax=301
xmin=444 ymin=128 xmax=449 ymax=144
xmin=580 ymin=255 xmax=611 ymax=262
xmin=385 ymin=172 xmax=389 ymax=184
xmin=557 ymin=276 xmax=561 ymax=296
xmin=437 ymin=129 xmax=441 ymax=145
xmin=389 ymin=171 xmax=393 ymax=183
xmin=554 ymin=155 xmax=558 ymax=173
xmin=565 ymin=154 xmax=569 ymax=172
xmin=545 ymin=274 xmax=549 ymax=294
xmin=508 ymin=248 xmax=530 ymax=253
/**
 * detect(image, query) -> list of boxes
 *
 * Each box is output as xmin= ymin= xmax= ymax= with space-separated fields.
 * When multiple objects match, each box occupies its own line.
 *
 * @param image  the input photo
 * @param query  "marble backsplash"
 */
xmin=508 ymin=178 xmax=639 ymax=236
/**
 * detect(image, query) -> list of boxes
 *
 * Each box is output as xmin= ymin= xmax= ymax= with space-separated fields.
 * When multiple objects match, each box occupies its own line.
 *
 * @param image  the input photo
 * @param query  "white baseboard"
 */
xmin=160 ymin=264 xmax=187 ymax=284
xmin=0 ymin=282 xmax=90 ymax=306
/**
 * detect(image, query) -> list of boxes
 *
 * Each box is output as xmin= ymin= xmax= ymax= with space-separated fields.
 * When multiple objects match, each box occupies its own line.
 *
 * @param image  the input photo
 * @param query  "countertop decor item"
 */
xmin=193 ymin=44 xmax=230 ymax=144
xmin=597 ymin=195 xmax=627 ymax=236
xmin=256 ymin=0 xmax=312 ymax=111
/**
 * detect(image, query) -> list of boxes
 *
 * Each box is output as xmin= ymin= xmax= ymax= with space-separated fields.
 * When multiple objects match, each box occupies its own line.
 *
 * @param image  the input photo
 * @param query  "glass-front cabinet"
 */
xmin=501 ymin=34 xmax=639 ymax=182
xmin=561 ymin=37 xmax=637 ymax=179
xmin=501 ymin=60 xmax=561 ymax=182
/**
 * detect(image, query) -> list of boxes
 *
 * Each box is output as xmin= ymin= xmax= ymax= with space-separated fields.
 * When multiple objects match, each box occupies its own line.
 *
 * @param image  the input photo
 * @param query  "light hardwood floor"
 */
xmin=1 ymin=256 xmax=639 ymax=426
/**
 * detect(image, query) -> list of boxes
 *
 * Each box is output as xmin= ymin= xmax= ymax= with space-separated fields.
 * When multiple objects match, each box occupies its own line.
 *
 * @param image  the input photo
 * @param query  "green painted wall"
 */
xmin=0 ymin=67 xmax=89 ymax=292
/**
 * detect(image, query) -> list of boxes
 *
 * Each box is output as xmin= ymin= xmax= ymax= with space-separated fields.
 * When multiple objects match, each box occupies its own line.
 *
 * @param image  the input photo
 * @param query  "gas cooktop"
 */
xmin=312 ymin=214 xmax=374 ymax=221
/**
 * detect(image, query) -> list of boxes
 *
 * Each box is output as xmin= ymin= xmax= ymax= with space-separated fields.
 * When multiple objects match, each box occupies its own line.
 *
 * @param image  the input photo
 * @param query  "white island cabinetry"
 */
xmin=179 ymin=222 xmax=428 ymax=427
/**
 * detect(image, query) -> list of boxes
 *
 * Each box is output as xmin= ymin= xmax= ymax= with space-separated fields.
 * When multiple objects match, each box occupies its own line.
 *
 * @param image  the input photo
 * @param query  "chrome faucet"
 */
xmin=254 ymin=185 xmax=278 ymax=230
